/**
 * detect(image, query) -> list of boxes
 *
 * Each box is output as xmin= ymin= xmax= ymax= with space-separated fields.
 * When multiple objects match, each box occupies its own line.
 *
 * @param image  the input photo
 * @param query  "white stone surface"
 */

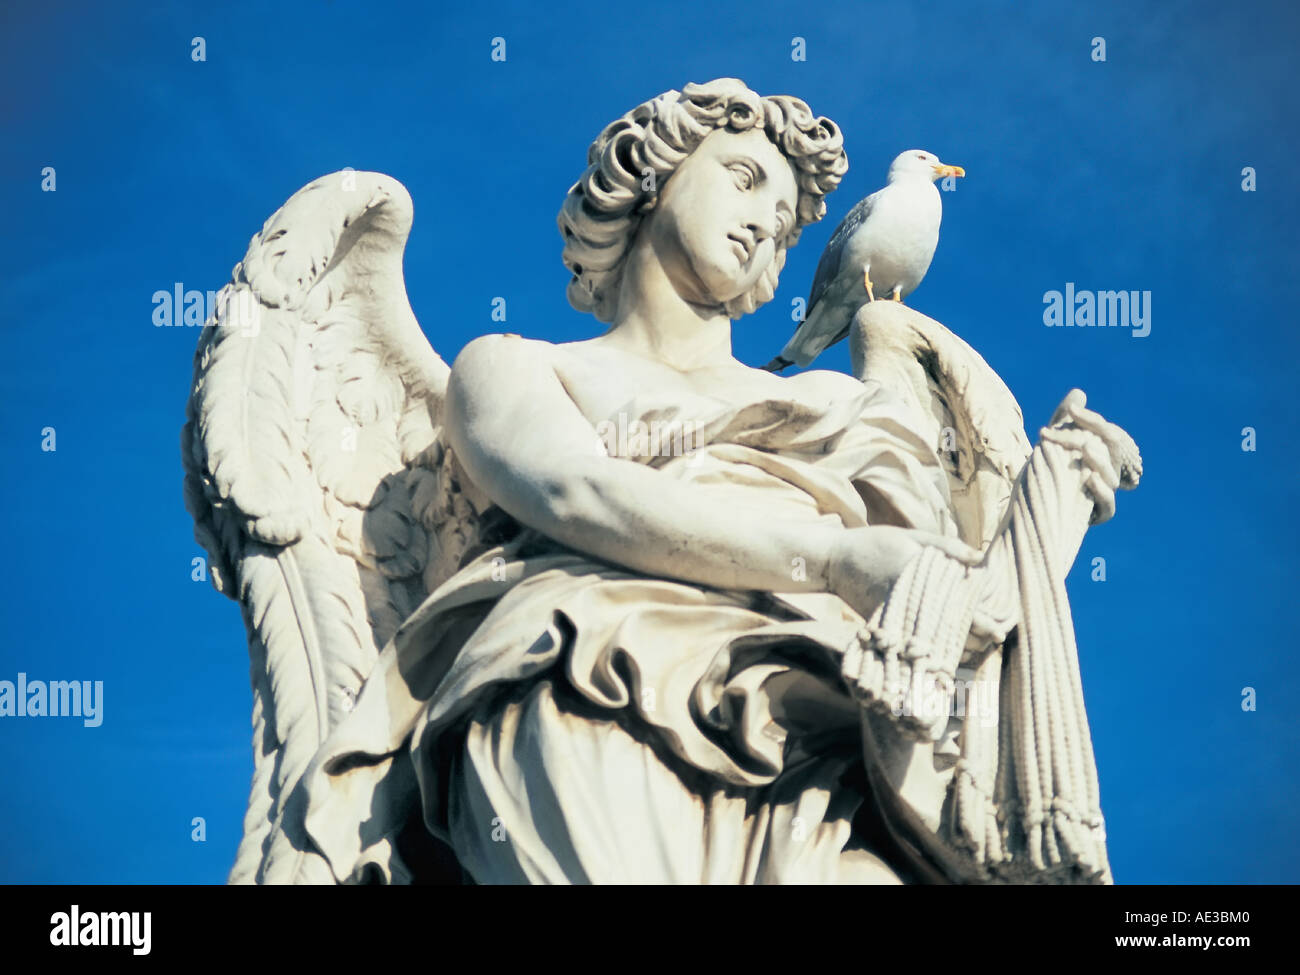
xmin=182 ymin=78 xmax=1140 ymax=885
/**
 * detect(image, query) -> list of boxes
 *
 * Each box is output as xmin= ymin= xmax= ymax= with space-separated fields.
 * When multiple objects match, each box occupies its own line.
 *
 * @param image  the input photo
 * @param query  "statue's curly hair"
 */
xmin=558 ymin=78 xmax=849 ymax=322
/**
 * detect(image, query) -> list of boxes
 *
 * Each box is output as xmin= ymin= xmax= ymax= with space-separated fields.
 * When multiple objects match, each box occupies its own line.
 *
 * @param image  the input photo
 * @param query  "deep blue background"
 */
xmin=1 ymin=0 xmax=1296 ymax=883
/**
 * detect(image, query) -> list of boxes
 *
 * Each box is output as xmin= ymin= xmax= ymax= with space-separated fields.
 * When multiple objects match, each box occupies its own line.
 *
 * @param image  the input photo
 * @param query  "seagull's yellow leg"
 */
xmin=863 ymin=268 xmax=876 ymax=302
xmin=891 ymin=286 xmax=903 ymax=302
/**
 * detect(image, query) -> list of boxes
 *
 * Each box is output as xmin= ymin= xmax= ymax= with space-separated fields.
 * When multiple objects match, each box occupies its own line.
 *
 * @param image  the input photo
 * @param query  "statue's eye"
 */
xmin=730 ymin=164 xmax=756 ymax=191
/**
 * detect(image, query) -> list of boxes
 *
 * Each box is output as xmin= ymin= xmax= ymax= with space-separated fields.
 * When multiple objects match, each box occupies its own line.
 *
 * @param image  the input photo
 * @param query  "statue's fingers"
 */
xmin=1066 ymin=402 xmax=1127 ymax=444
xmin=1084 ymin=470 xmax=1116 ymax=524
xmin=1041 ymin=426 xmax=1121 ymax=490
xmin=1049 ymin=388 xmax=1087 ymax=427
xmin=1057 ymin=403 xmax=1143 ymax=486
xmin=1079 ymin=430 xmax=1122 ymax=491
xmin=906 ymin=530 xmax=983 ymax=565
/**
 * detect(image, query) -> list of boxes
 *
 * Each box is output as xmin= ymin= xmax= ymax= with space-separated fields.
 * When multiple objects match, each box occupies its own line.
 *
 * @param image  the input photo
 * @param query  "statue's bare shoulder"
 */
xmin=446 ymin=333 xmax=587 ymax=447
xmin=454 ymin=333 xmax=876 ymax=429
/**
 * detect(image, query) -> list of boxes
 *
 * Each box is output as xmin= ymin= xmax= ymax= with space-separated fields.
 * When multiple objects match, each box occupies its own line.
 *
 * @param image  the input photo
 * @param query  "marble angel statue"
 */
xmin=182 ymin=78 xmax=1141 ymax=885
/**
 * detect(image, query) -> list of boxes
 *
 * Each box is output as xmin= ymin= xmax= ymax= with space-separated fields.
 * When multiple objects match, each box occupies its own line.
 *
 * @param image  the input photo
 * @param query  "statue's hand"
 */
xmin=828 ymin=525 xmax=982 ymax=621
xmin=1040 ymin=389 xmax=1143 ymax=526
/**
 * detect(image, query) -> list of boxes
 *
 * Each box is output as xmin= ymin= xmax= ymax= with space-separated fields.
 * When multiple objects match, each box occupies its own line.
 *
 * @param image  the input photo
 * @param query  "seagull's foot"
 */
xmin=891 ymin=286 xmax=903 ymax=302
xmin=863 ymin=269 xmax=876 ymax=302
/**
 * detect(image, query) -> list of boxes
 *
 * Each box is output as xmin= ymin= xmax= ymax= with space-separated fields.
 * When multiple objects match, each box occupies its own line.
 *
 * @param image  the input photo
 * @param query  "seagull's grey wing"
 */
xmin=808 ymin=190 xmax=878 ymax=312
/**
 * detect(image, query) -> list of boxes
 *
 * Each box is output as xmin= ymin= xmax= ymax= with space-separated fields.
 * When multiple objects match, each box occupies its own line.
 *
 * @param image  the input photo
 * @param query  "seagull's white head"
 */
xmin=887 ymin=149 xmax=966 ymax=184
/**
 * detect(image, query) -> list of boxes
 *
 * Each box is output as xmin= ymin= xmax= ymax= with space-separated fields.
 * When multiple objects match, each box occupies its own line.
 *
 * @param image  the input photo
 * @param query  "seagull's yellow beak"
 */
xmin=933 ymin=163 xmax=966 ymax=179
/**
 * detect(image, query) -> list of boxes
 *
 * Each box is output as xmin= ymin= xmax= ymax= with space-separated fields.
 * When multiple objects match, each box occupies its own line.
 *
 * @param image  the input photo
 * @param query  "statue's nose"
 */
xmin=747 ymin=216 xmax=775 ymax=243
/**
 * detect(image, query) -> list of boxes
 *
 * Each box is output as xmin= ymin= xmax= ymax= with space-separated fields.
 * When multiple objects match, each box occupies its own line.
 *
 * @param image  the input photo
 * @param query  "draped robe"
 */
xmin=301 ymin=377 xmax=967 ymax=883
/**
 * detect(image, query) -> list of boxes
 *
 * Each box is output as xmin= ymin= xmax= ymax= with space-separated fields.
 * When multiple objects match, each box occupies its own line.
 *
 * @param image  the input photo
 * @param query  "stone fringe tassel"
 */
xmin=844 ymin=438 xmax=1111 ymax=884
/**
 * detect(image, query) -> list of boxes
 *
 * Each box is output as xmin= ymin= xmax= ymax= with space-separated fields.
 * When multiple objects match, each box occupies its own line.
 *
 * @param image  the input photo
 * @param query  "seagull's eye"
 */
xmin=916 ymin=154 xmax=927 ymax=161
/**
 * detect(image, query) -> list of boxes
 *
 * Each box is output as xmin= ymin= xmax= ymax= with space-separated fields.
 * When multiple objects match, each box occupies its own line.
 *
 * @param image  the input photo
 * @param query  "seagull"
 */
xmin=765 ymin=150 xmax=965 ymax=371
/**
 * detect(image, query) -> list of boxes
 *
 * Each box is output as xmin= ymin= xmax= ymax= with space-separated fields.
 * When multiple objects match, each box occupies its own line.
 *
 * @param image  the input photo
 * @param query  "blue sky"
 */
xmin=1 ymin=0 xmax=1296 ymax=883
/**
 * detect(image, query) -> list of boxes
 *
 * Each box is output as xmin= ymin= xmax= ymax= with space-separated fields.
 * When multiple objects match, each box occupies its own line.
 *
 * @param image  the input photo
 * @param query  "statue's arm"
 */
xmin=444 ymin=335 xmax=973 ymax=616
xmin=445 ymin=334 xmax=837 ymax=593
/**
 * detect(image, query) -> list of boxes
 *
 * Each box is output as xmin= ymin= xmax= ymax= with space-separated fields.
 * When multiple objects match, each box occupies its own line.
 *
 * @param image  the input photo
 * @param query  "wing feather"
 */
xmin=182 ymin=172 xmax=464 ymax=884
xmin=850 ymin=301 xmax=1031 ymax=548
xmin=808 ymin=190 xmax=876 ymax=313
xmin=192 ymin=298 xmax=309 ymax=546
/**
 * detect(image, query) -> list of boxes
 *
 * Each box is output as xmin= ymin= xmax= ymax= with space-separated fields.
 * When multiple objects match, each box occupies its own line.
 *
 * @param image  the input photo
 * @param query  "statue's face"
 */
xmin=645 ymin=126 xmax=798 ymax=308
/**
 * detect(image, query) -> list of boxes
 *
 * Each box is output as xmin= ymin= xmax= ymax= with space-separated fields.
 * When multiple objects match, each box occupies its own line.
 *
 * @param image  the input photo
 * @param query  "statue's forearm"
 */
xmin=471 ymin=448 xmax=842 ymax=596
xmin=446 ymin=333 xmax=852 ymax=598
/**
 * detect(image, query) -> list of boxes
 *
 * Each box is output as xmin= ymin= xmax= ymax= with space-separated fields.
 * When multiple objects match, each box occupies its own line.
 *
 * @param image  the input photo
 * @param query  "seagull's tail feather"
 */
xmin=772 ymin=299 xmax=842 ymax=370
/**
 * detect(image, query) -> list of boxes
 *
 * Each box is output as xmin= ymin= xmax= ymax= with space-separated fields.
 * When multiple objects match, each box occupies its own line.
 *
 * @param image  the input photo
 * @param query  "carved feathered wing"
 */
xmin=848 ymin=301 xmax=1031 ymax=547
xmin=848 ymin=300 xmax=1034 ymax=881
xmin=851 ymin=301 xmax=1125 ymax=884
xmin=181 ymin=171 xmax=466 ymax=884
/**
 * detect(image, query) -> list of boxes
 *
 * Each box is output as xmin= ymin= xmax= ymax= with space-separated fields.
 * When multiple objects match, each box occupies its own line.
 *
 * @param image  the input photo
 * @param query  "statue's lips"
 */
xmin=727 ymin=233 xmax=753 ymax=263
